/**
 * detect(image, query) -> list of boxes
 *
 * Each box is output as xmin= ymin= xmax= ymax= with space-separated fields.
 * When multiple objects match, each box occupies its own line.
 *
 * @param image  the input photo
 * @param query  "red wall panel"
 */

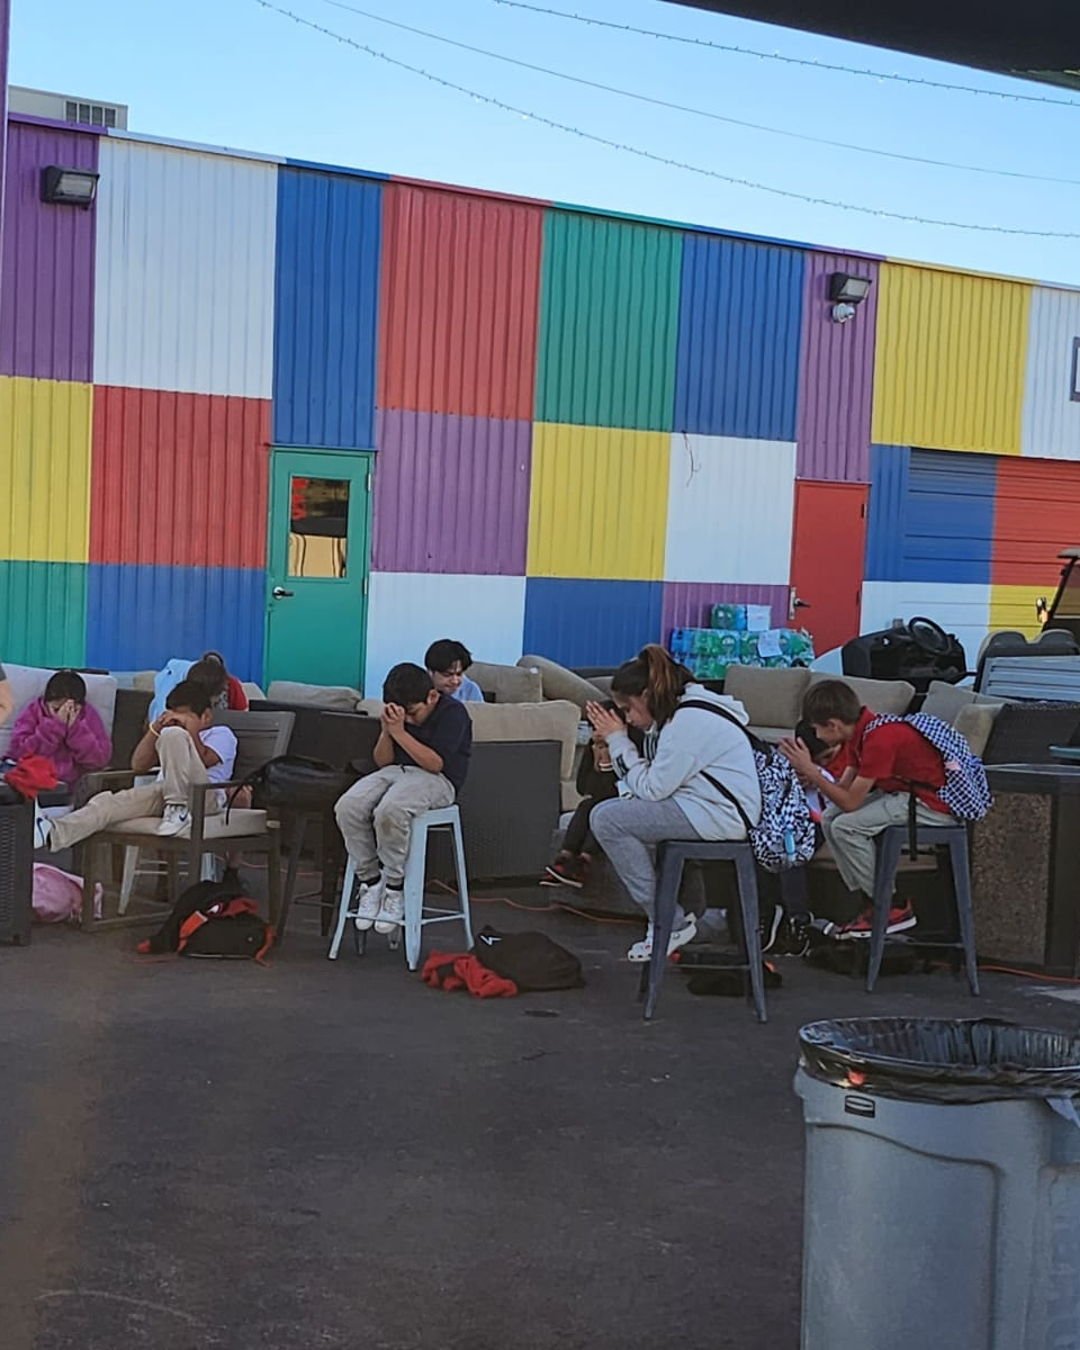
xmin=378 ymin=184 xmax=544 ymax=420
xmin=90 ymin=386 xmax=270 ymax=568
xmin=993 ymin=458 xmax=1080 ymax=586
xmin=790 ymin=480 xmax=868 ymax=654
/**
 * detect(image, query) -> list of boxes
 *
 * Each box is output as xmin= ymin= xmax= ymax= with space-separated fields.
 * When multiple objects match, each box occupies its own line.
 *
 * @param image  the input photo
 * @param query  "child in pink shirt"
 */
xmin=9 ymin=670 xmax=111 ymax=787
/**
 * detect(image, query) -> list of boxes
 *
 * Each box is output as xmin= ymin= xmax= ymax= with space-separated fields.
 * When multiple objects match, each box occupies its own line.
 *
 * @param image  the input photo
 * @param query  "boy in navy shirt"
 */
xmin=334 ymin=663 xmax=472 ymax=934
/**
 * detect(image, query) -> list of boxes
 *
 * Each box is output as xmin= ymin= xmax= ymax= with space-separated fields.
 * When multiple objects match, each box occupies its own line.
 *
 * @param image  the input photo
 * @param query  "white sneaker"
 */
xmin=157 ymin=804 xmax=191 ymax=837
xmin=374 ymin=888 xmax=405 ymax=935
xmin=33 ymin=805 xmax=53 ymax=851
xmin=627 ymin=915 xmax=698 ymax=963
xmin=353 ymin=878 xmax=384 ymax=932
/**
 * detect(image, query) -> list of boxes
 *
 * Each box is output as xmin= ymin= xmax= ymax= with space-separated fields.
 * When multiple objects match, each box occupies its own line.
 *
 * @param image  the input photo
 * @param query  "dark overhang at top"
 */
xmin=663 ymin=0 xmax=1080 ymax=91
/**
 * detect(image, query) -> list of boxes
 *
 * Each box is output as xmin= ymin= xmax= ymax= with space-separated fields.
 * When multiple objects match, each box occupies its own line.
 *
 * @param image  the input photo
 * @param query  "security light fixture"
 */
xmin=41 ymin=166 xmax=99 ymax=208
xmin=828 ymin=272 xmax=873 ymax=324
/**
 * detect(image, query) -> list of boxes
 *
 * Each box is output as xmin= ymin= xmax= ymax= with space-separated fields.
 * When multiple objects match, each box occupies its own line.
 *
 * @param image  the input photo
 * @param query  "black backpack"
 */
xmin=472 ymin=926 xmax=584 ymax=991
xmin=138 ymin=875 xmax=273 ymax=961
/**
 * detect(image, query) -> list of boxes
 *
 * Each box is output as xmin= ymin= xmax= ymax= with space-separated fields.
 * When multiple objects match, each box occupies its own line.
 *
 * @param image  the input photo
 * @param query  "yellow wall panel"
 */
xmin=872 ymin=263 xmax=1030 ymax=455
xmin=989 ymin=584 xmax=1046 ymax=638
xmin=527 ymin=423 xmax=670 ymax=579
xmin=0 ymin=377 xmax=93 ymax=562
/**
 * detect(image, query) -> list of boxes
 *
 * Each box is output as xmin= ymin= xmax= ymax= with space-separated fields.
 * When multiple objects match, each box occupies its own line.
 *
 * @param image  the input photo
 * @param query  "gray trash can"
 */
xmin=795 ymin=1018 xmax=1080 ymax=1350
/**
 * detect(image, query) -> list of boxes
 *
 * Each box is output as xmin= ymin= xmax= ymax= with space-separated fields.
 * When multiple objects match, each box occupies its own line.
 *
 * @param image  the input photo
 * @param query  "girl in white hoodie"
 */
xmin=588 ymin=645 xmax=761 ymax=962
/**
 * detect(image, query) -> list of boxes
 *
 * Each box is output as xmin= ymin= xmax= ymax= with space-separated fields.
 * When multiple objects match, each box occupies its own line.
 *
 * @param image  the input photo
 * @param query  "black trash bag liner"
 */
xmin=799 ymin=1017 xmax=1080 ymax=1105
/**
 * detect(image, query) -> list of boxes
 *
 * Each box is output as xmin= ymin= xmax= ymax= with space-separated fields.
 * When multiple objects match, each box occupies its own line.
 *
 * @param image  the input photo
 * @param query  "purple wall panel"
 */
xmin=661 ymin=581 xmax=791 ymax=640
xmin=0 ymin=121 xmax=98 ymax=381
xmin=373 ymin=409 xmax=531 ymax=574
xmin=796 ymin=251 xmax=880 ymax=482
xmin=0 ymin=1 xmax=9 ymax=318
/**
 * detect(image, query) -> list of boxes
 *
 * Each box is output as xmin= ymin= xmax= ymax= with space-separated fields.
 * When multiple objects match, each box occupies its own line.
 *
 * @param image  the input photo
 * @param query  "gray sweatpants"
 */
xmin=590 ymin=796 xmax=718 ymax=925
xmin=822 ymin=792 xmax=955 ymax=900
xmin=334 ymin=765 xmax=454 ymax=884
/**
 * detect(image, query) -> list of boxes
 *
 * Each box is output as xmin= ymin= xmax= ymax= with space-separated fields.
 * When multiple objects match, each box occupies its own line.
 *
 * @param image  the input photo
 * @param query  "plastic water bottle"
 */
xmin=784 ymin=827 xmax=796 ymax=864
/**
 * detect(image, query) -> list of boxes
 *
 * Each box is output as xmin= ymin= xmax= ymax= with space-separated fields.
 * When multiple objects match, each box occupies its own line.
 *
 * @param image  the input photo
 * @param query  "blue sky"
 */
xmin=11 ymin=0 xmax=1080 ymax=283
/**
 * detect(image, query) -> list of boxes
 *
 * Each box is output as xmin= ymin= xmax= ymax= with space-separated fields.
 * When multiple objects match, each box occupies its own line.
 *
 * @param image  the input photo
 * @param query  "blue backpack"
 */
xmin=680 ymin=700 xmax=816 ymax=872
xmin=864 ymin=713 xmax=993 ymax=822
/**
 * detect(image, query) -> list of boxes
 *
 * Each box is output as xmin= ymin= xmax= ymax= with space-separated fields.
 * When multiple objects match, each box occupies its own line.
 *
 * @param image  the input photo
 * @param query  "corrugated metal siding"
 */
xmin=1021 ymin=287 xmax=1080 ymax=460
xmin=796 ymin=252 xmax=878 ymax=480
xmin=992 ymin=457 xmax=1080 ymax=586
xmin=861 ymin=581 xmax=991 ymax=666
xmin=0 ymin=376 xmax=92 ymax=562
xmin=274 ymin=167 xmax=381 ymax=449
xmin=872 ymin=262 xmax=1030 ymax=454
xmin=528 ymin=423 xmax=669 ymax=579
xmin=86 ymin=564 xmax=265 ymax=678
xmin=535 ymin=212 xmax=681 ymax=430
xmin=379 ymin=184 xmax=542 ymax=420
xmin=664 ymin=433 xmax=795 ymax=584
xmin=865 ymin=445 xmax=995 ymax=583
xmin=675 ymin=234 xmax=804 ymax=441
xmin=989 ymin=584 xmax=1045 ymax=638
xmin=90 ymin=387 xmax=270 ymax=567
xmin=661 ymin=581 xmax=791 ymax=640
xmin=0 ymin=122 xmax=97 ymax=381
xmin=373 ymin=410 xmax=530 ymax=575
xmin=364 ymin=572 xmax=526 ymax=696
xmin=524 ymin=578 xmax=662 ymax=668
xmin=94 ymin=138 xmax=276 ymax=397
xmin=0 ymin=560 xmax=87 ymax=667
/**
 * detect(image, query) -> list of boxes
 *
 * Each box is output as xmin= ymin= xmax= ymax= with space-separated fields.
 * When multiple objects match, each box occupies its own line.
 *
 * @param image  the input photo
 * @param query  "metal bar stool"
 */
xmin=645 ymin=840 xmax=767 ymax=1022
xmin=328 ymin=805 xmax=473 ymax=970
xmin=866 ymin=824 xmax=979 ymax=995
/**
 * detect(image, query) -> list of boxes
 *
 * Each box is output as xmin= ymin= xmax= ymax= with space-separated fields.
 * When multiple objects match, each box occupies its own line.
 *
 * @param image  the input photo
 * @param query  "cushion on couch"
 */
xmin=807 ymin=672 xmax=915 ymax=717
xmin=953 ymin=703 xmax=1003 ymax=759
xmin=465 ymin=700 xmax=580 ymax=807
xmin=0 ymin=664 xmax=118 ymax=758
xmin=518 ymin=656 xmax=606 ymax=709
xmin=722 ymin=667 xmax=810 ymax=733
xmin=267 ymin=680 xmax=362 ymax=712
xmin=469 ymin=662 xmax=543 ymax=704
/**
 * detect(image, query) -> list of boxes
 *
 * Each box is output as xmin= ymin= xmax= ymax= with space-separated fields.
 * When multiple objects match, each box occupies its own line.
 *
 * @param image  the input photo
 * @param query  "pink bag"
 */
xmin=31 ymin=863 xmax=103 ymax=924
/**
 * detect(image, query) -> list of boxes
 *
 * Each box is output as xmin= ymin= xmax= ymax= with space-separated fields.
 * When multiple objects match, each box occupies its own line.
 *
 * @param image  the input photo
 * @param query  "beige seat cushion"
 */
xmin=465 ymin=700 xmax=580 ymax=785
xmin=518 ymin=656 xmax=605 ymax=709
xmin=723 ymin=667 xmax=810 ymax=733
xmin=267 ymin=680 xmax=362 ymax=711
xmin=749 ymin=725 xmax=792 ymax=745
xmin=807 ymin=672 xmax=915 ymax=716
xmin=953 ymin=703 xmax=1002 ymax=759
xmin=111 ymin=809 xmax=271 ymax=840
xmin=470 ymin=661 xmax=543 ymax=704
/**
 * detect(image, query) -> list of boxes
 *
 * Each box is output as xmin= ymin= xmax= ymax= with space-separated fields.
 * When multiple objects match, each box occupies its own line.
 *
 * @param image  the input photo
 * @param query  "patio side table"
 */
xmin=0 ymin=787 xmax=34 ymax=945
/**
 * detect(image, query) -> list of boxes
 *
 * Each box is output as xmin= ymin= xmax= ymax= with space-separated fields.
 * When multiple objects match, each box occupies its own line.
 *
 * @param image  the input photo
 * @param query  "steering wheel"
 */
xmin=907 ymin=616 xmax=951 ymax=656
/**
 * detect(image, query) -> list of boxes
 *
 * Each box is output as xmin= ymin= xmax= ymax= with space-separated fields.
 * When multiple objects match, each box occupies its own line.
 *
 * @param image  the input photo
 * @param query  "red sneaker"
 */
xmin=839 ymin=903 xmax=917 ymax=940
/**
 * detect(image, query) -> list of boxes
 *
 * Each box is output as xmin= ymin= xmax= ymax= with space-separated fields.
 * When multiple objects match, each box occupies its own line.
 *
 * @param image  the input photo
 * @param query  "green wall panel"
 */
xmin=0 ymin=562 xmax=87 ymax=669
xmin=536 ymin=211 xmax=682 ymax=430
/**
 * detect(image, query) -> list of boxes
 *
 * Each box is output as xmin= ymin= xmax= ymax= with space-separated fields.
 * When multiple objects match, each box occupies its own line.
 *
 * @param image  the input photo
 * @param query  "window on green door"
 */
xmin=289 ymin=477 xmax=350 ymax=579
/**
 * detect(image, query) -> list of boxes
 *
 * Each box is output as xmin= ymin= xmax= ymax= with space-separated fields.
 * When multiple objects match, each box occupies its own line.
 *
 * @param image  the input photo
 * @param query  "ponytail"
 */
xmin=611 ymin=643 xmax=692 ymax=728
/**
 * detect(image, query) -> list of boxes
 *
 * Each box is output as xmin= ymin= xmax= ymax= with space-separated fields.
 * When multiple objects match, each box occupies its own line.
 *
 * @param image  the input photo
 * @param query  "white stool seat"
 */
xmin=328 ymin=803 xmax=472 ymax=969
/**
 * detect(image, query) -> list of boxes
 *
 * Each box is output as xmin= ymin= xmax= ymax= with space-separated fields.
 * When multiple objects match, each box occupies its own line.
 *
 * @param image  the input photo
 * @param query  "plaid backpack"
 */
xmin=680 ymin=700 xmax=816 ymax=872
xmin=864 ymin=713 xmax=993 ymax=821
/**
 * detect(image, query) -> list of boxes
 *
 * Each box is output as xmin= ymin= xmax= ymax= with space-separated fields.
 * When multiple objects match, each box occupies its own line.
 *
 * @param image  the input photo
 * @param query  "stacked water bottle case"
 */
xmin=668 ymin=604 xmax=815 ymax=681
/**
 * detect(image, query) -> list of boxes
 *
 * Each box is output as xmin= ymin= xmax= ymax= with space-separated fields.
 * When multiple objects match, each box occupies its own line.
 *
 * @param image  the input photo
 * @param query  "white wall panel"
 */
xmin=94 ymin=138 xmax=276 ymax=397
xmin=860 ymin=582 xmax=991 ymax=668
xmin=364 ymin=572 xmax=526 ymax=696
xmin=1021 ymin=287 xmax=1080 ymax=460
xmin=664 ymin=433 xmax=796 ymax=584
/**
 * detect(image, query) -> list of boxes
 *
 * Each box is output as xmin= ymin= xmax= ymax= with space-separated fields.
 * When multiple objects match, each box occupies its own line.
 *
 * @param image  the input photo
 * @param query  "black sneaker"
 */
xmin=759 ymin=903 xmax=783 ymax=954
xmin=773 ymin=912 xmax=813 ymax=958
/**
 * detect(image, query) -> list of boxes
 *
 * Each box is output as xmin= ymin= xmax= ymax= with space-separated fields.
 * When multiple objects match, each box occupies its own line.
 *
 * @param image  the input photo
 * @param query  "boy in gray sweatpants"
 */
xmin=334 ymin=663 xmax=472 ymax=936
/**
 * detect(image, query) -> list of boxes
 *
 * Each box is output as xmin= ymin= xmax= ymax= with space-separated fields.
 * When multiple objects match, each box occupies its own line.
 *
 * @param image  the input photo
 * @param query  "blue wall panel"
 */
xmin=273 ymin=167 xmax=382 ymax=449
xmin=866 ymin=445 xmax=996 ymax=584
xmin=674 ymin=235 xmax=805 ymax=440
xmin=523 ymin=578 xmax=662 ymax=667
xmin=87 ymin=565 xmax=265 ymax=679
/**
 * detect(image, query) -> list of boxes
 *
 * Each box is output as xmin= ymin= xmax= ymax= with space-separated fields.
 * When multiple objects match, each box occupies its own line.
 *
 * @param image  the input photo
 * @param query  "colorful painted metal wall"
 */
xmin=3 ymin=114 xmax=1080 ymax=686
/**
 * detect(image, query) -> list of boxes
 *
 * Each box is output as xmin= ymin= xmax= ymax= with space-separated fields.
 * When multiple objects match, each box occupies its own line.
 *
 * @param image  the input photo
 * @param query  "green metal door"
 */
xmin=265 ymin=449 xmax=372 ymax=689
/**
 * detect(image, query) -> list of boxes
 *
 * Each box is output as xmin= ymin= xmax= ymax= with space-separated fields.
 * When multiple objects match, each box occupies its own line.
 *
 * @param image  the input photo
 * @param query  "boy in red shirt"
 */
xmin=780 ymin=680 xmax=954 ymax=938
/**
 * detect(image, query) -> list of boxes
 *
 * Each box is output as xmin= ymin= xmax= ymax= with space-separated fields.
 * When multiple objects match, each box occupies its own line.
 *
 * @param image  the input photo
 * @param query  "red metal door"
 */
xmin=790 ymin=481 xmax=869 ymax=656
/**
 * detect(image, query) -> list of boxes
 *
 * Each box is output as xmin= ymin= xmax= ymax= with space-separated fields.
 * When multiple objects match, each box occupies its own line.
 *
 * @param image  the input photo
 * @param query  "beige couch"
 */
xmin=721 ymin=667 xmax=917 ymax=742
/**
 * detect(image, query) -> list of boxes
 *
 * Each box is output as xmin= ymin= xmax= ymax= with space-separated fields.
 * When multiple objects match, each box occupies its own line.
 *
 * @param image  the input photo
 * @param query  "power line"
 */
xmin=251 ymin=0 xmax=1080 ymax=239
xmin=493 ymin=0 xmax=1080 ymax=110
xmin=312 ymin=0 xmax=1080 ymax=186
